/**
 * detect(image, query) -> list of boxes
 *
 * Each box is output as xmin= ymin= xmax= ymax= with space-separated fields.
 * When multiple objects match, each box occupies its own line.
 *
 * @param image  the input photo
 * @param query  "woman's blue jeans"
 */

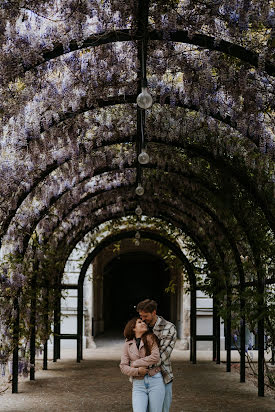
xmin=132 ymin=372 xmax=165 ymax=412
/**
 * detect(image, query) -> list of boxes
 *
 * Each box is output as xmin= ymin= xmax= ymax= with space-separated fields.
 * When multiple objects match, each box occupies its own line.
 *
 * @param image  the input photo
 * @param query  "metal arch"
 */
xmin=38 ymin=96 xmax=259 ymax=144
xmin=74 ymin=229 xmax=196 ymax=363
xmin=58 ymin=211 xmax=217 ymax=283
xmin=38 ymin=96 xmax=136 ymax=134
xmin=0 ymin=157 xmax=228 ymax=245
xmin=48 ymin=206 xmax=228 ymax=365
xmin=78 ymin=230 xmax=196 ymax=285
xmin=10 ymin=159 xmax=266 ymax=356
xmin=32 ymin=187 xmax=238 ymax=273
xmin=6 ymin=152 xmax=274 ymax=260
xmin=60 ymin=201 xmax=263 ymax=384
xmin=10 ymin=208 xmax=274 ymax=394
xmin=15 ymin=165 xmax=261 ymax=285
xmin=0 ymin=137 xmax=136 ymax=245
xmin=11 ymin=187 xmax=272 ymax=391
xmin=17 ymin=30 xmax=274 ymax=77
xmin=17 ymin=166 xmax=273 ymax=262
xmin=2 ymin=97 xmax=271 ymax=245
xmin=48 ymin=194 xmax=252 ymax=370
xmin=40 ymin=177 xmax=218 ymax=240
xmin=59 ymin=207 xmax=219 ymax=364
xmin=46 ymin=187 xmax=271 ymax=293
xmin=11 ymin=164 xmax=228 ymax=262
xmin=3 ymin=138 xmax=273 ymax=251
xmin=9 ymin=146 xmax=272 ymax=392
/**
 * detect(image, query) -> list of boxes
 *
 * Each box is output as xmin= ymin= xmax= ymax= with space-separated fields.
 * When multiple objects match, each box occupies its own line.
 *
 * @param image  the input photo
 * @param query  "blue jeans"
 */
xmin=162 ymin=382 xmax=173 ymax=412
xmin=132 ymin=372 xmax=165 ymax=412
xmin=145 ymin=381 xmax=173 ymax=412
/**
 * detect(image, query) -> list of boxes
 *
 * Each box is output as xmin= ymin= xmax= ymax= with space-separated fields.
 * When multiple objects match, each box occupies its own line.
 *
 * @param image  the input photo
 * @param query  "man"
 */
xmin=137 ymin=299 xmax=177 ymax=412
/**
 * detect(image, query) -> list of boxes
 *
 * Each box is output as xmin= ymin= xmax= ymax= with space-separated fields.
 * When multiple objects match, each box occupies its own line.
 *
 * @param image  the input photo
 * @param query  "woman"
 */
xmin=120 ymin=317 xmax=165 ymax=412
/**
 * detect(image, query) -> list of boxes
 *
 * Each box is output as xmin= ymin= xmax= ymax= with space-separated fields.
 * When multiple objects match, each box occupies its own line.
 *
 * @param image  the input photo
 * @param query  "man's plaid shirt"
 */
xmin=152 ymin=316 xmax=177 ymax=384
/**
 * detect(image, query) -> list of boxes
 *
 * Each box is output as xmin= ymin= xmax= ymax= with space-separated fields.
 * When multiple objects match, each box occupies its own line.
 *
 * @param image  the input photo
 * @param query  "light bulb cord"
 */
xmin=140 ymin=39 xmax=147 ymax=150
xmin=141 ymin=40 xmax=148 ymax=89
xmin=141 ymin=111 xmax=145 ymax=149
xmin=142 ymin=40 xmax=145 ymax=80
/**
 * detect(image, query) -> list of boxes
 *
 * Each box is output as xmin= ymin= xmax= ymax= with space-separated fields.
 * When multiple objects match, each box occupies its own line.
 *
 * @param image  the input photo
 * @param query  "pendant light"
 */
xmin=135 ymin=184 xmax=145 ymax=196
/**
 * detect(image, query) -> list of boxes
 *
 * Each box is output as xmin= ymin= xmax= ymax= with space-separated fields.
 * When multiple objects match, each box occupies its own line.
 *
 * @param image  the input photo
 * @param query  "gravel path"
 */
xmin=0 ymin=343 xmax=274 ymax=412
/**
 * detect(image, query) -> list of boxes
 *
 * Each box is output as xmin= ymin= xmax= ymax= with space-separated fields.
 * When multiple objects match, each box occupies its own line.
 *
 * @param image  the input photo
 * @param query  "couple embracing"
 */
xmin=120 ymin=299 xmax=177 ymax=412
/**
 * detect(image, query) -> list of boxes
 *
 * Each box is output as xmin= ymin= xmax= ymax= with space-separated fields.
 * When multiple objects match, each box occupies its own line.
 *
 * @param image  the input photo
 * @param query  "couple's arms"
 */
xmin=120 ymin=344 xmax=139 ymax=376
xmin=120 ymin=339 xmax=160 ymax=376
xmin=131 ymin=341 xmax=160 ymax=367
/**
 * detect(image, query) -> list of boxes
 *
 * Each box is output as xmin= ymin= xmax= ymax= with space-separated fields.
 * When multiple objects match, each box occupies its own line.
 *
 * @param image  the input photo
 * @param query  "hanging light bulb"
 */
xmin=138 ymin=149 xmax=149 ymax=165
xmin=137 ymin=87 xmax=153 ymax=109
xmin=135 ymin=239 xmax=140 ymax=246
xmin=135 ymin=231 xmax=141 ymax=239
xmin=135 ymin=184 xmax=144 ymax=196
xmin=135 ymin=205 xmax=142 ymax=216
xmin=136 ymin=222 xmax=142 ymax=230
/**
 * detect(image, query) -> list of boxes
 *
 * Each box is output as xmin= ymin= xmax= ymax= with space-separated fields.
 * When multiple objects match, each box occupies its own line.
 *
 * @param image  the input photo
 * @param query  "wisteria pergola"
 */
xmin=0 ymin=0 xmax=274 ymax=399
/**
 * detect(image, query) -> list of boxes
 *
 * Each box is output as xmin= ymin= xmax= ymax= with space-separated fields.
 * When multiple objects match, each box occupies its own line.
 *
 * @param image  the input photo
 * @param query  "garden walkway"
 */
xmin=1 ymin=337 xmax=274 ymax=411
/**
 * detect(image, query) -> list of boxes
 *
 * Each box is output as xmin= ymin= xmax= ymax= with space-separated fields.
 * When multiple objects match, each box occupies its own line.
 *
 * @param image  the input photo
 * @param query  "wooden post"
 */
xmin=77 ymin=284 xmax=84 ymax=363
xmin=29 ymin=274 xmax=37 ymax=380
xmin=190 ymin=286 xmax=197 ymax=364
xmin=226 ymin=286 xmax=231 ymax=372
xmin=213 ymin=296 xmax=217 ymax=362
xmin=257 ymin=275 xmax=265 ymax=397
xmin=12 ymin=298 xmax=19 ymax=393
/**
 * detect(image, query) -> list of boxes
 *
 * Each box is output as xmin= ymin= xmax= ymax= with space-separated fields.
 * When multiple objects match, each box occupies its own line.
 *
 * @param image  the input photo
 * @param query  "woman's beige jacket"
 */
xmin=120 ymin=337 xmax=161 ymax=379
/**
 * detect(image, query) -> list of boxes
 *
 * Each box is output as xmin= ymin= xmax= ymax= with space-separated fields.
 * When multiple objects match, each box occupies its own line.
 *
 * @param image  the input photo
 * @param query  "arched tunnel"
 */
xmin=82 ymin=234 xmax=184 ymax=340
xmin=0 ymin=0 xmax=274 ymax=400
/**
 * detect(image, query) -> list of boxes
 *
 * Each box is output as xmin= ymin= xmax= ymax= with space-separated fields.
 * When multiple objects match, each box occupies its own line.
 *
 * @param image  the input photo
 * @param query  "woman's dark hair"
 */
xmin=124 ymin=317 xmax=139 ymax=341
xmin=123 ymin=317 xmax=159 ymax=356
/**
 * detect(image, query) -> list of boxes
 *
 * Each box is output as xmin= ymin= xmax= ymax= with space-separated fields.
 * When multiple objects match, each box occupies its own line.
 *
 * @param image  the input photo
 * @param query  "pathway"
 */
xmin=0 ymin=338 xmax=274 ymax=411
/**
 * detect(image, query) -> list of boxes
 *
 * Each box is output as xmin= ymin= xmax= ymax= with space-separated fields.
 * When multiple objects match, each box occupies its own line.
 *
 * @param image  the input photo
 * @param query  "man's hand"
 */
xmin=138 ymin=367 xmax=148 ymax=376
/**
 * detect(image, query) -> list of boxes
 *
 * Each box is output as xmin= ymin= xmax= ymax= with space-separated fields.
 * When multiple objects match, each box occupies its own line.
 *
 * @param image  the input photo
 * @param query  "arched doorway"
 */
xmin=103 ymin=252 xmax=172 ymax=333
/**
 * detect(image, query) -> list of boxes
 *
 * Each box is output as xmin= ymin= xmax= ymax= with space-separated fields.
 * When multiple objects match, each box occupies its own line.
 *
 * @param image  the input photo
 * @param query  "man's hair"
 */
xmin=136 ymin=299 xmax=157 ymax=313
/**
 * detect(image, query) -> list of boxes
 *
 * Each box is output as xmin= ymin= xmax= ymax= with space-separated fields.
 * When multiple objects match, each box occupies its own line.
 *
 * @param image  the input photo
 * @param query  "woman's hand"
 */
xmin=138 ymin=367 xmax=148 ymax=376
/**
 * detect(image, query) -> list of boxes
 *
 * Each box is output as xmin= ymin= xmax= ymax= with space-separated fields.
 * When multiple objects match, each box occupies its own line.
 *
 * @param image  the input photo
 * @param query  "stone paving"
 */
xmin=0 ymin=338 xmax=274 ymax=411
